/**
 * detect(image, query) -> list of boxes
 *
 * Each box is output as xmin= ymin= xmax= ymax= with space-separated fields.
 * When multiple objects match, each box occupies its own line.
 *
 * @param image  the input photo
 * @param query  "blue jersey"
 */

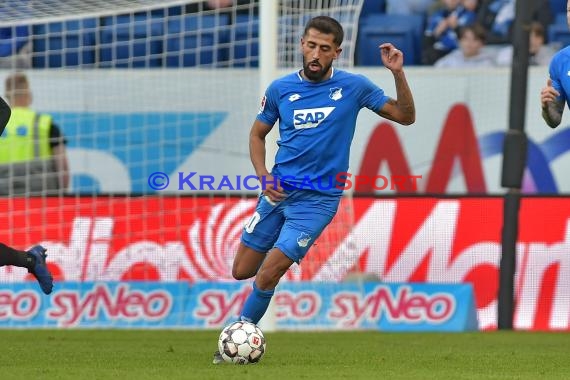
xmin=256 ymin=68 xmax=389 ymax=196
xmin=549 ymin=46 xmax=570 ymax=108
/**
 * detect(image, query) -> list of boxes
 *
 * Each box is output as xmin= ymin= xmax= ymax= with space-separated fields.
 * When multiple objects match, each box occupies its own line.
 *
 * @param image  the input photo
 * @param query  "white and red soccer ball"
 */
xmin=218 ymin=321 xmax=266 ymax=364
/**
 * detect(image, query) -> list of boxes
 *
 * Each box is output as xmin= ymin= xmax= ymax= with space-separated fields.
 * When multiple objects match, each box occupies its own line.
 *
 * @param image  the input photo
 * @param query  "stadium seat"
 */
xmin=549 ymin=0 xmax=567 ymax=14
xmin=166 ymin=14 xmax=230 ymax=67
xmin=357 ymin=14 xmax=424 ymax=65
xmin=359 ymin=13 xmax=424 ymax=39
xmin=548 ymin=23 xmax=570 ymax=48
xmin=0 ymin=26 xmax=30 ymax=58
xmin=230 ymin=14 xmax=259 ymax=67
xmin=166 ymin=6 xmax=183 ymax=17
xmin=32 ymin=19 xmax=97 ymax=68
xmin=100 ymin=13 xmax=164 ymax=68
xmin=360 ymin=0 xmax=386 ymax=17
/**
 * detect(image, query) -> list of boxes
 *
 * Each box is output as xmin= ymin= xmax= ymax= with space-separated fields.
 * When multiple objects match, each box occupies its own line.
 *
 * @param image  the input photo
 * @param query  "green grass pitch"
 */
xmin=0 ymin=330 xmax=568 ymax=379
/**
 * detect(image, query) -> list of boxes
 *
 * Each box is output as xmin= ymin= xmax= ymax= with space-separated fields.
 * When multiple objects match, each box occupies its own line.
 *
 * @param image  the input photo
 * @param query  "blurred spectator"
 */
xmin=434 ymin=23 xmax=496 ymax=67
xmin=386 ymin=0 xmax=436 ymax=15
xmin=477 ymin=0 xmax=514 ymax=44
xmin=206 ymin=0 xmax=234 ymax=8
xmin=0 ymin=72 xmax=69 ymax=195
xmin=422 ymin=0 xmax=479 ymax=65
xmin=477 ymin=0 xmax=552 ymax=45
xmin=0 ymin=26 xmax=32 ymax=69
xmin=495 ymin=22 xmax=558 ymax=66
xmin=531 ymin=0 xmax=553 ymax=35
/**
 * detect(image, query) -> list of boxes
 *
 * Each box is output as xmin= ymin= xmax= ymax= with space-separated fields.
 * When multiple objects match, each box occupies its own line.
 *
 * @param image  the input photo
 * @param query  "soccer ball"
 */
xmin=218 ymin=321 xmax=266 ymax=364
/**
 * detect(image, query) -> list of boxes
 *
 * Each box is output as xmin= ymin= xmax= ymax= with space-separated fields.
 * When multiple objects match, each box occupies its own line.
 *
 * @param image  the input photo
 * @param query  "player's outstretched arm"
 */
xmin=541 ymin=78 xmax=564 ymax=128
xmin=0 ymin=95 xmax=11 ymax=135
xmin=376 ymin=43 xmax=415 ymax=126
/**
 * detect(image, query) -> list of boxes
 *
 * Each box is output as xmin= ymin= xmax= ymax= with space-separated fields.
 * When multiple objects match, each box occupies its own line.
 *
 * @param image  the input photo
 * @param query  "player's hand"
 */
xmin=259 ymin=174 xmax=285 ymax=204
xmin=380 ymin=43 xmax=404 ymax=73
xmin=541 ymin=78 xmax=560 ymax=109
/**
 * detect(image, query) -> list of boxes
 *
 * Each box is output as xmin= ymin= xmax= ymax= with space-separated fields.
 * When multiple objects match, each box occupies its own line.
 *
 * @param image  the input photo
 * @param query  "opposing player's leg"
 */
xmin=0 ymin=242 xmax=54 ymax=294
xmin=0 ymin=242 xmax=35 ymax=268
xmin=27 ymin=245 xmax=54 ymax=294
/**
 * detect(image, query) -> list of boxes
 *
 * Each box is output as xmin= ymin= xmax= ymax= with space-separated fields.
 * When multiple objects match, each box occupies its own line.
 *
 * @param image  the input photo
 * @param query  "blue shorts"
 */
xmin=241 ymin=190 xmax=340 ymax=263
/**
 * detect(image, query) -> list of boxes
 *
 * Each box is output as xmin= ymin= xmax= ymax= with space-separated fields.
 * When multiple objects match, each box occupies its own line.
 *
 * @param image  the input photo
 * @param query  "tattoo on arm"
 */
xmin=393 ymin=71 xmax=415 ymax=122
xmin=378 ymin=71 xmax=415 ymax=125
xmin=378 ymin=98 xmax=397 ymax=117
xmin=542 ymin=99 xmax=564 ymax=128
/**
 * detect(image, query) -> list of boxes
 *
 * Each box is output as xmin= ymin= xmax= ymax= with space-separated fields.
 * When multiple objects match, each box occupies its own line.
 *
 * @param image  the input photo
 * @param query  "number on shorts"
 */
xmin=244 ymin=212 xmax=261 ymax=233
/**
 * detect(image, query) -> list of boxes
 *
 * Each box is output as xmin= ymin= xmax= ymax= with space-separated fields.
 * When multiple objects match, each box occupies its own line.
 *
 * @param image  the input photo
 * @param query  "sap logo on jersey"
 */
xmin=293 ymin=107 xmax=335 ymax=129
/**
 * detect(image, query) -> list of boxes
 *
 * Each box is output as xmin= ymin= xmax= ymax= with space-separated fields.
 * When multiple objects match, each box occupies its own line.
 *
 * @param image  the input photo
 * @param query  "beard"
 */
xmin=302 ymin=58 xmax=333 ymax=82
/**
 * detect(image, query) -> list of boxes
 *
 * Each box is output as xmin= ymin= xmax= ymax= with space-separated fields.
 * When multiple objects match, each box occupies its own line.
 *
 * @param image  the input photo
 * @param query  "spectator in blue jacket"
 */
xmin=476 ymin=0 xmax=514 ymax=44
xmin=477 ymin=0 xmax=552 ymax=45
xmin=422 ymin=0 xmax=478 ymax=65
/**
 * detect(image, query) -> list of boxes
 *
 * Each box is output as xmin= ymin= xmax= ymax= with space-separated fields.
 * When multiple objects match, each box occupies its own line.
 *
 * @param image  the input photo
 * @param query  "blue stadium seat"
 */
xmin=166 ymin=14 xmax=230 ymax=67
xmin=548 ymin=24 xmax=570 ymax=48
xmin=358 ymin=26 xmax=416 ymax=66
xmin=549 ymin=0 xmax=567 ymax=14
xmin=0 ymin=26 xmax=30 ymax=58
xmin=166 ymin=6 xmax=183 ymax=16
xmin=357 ymin=14 xmax=424 ymax=65
xmin=230 ymin=14 xmax=259 ymax=67
xmin=32 ymin=19 xmax=97 ymax=68
xmin=359 ymin=13 xmax=424 ymax=38
xmin=360 ymin=0 xmax=386 ymax=17
xmin=100 ymin=14 xmax=164 ymax=68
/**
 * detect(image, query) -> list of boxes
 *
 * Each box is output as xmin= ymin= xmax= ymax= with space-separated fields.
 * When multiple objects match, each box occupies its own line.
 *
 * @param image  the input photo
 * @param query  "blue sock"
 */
xmin=240 ymin=282 xmax=274 ymax=324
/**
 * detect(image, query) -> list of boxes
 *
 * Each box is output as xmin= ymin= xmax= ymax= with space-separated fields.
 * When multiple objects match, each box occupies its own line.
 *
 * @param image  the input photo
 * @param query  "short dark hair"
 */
xmin=458 ymin=23 xmax=487 ymax=43
xmin=529 ymin=21 xmax=544 ymax=39
xmin=5 ymin=72 xmax=29 ymax=94
xmin=304 ymin=16 xmax=344 ymax=46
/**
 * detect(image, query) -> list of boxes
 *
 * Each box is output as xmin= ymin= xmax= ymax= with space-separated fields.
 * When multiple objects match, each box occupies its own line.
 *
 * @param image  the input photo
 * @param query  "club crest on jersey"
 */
xmin=329 ymin=87 xmax=343 ymax=101
xmin=297 ymin=232 xmax=312 ymax=248
xmin=293 ymin=107 xmax=335 ymax=129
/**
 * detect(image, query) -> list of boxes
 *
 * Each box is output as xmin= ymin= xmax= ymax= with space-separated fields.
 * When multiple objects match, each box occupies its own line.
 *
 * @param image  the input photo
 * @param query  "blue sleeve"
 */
xmin=256 ymin=80 xmax=280 ymax=127
xmin=458 ymin=10 xmax=476 ymax=27
xmin=356 ymin=75 xmax=389 ymax=113
xmin=425 ymin=11 xmax=445 ymax=36
xmin=549 ymin=54 xmax=567 ymax=103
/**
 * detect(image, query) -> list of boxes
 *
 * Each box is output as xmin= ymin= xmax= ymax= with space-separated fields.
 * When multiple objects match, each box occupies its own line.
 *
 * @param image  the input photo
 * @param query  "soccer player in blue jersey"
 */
xmin=541 ymin=2 xmax=570 ymax=128
xmin=214 ymin=15 xmax=415 ymax=363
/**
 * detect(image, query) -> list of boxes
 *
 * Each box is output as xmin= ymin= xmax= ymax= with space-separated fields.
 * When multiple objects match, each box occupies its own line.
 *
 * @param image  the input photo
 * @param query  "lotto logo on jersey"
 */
xmin=293 ymin=107 xmax=335 ymax=129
